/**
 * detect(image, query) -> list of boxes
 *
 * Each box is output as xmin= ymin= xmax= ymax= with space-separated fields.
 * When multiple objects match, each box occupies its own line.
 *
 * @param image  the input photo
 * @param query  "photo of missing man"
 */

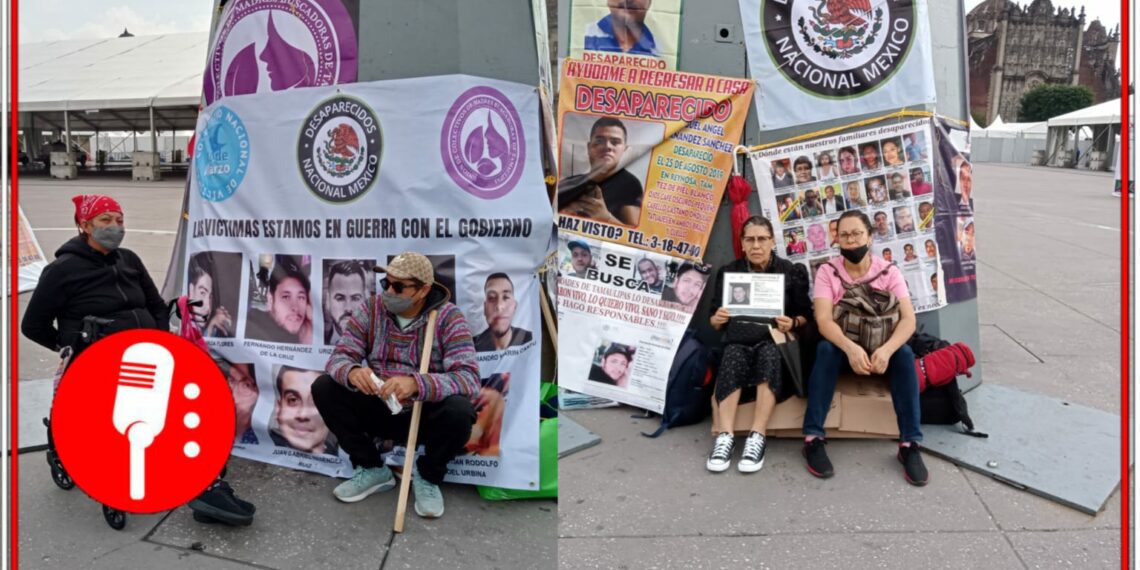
xmin=805 ymin=222 xmax=828 ymax=253
xmin=770 ymin=158 xmax=794 ymax=189
xmin=322 ymin=259 xmax=376 ymax=346
xmin=776 ymin=192 xmax=802 ymax=222
xmin=902 ymin=242 xmax=920 ymax=263
xmin=582 ymin=0 xmax=658 ymax=58
xmin=245 ymin=254 xmax=314 ymax=345
xmin=924 ymin=238 xmax=938 ymax=259
xmin=563 ymin=238 xmax=598 ymax=279
xmin=865 ymin=175 xmax=889 ymax=205
xmin=881 ymin=246 xmax=894 ymax=264
xmin=728 ymin=283 xmax=751 ymax=306
xmin=466 ymin=372 xmax=510 ymax=456
xmin=909 ymin=166 xmax=933 ymax=196
xmin=871 ymin=210 xmax=895 ymax=241
xmin=473 ymin=273 xmax=534 ymax=352
xmin=887 ymin=171 xmax=912 ymax=201
xmin=558 ymin=114 xmax=663 ymax=228
xmin=636 ymin=255 xmax=666 ymax=294
xmin=224 ymin=361 xmax=259 ymax=445
xmin=784 ymin=227 xmax=808 ymax=256
xmin=588 ymin=341 xmax=635 ymax=388
xmin=904 ymin=131 xmax=928 ymax=162
xmin=916 ymin=200 xmax=935 ymax=231
xmin=843 ymin=179 xmax=867 ymax=209
xmin=880 ymin=136 xmax=906 ymax=167
xmin=958 ymin=217 xmax=976 ymax=261
xmin=270 ymin=365 xmax=338 ymax=456
xmin=798 ymin=187 xmax=824 ymax=218
xmin=187 ymin=251 xmax=242 ymax=338
xmin=956 ymin=159 xmax=974 ymax=210
xmin=662 ymin=261 xmax=710 ymax=312
xmin=893 ymin=205 xmax=916 ymax=234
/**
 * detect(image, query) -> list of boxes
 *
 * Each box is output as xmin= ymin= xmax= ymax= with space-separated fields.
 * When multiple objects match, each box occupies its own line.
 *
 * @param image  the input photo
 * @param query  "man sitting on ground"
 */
xmin=312 ymin=252 xmax=479 ymax=519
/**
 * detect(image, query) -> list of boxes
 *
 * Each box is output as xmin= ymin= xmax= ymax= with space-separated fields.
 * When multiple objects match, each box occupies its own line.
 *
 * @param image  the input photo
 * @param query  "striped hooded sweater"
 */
xmin=325 ymin=283 xmax=479 ymax=403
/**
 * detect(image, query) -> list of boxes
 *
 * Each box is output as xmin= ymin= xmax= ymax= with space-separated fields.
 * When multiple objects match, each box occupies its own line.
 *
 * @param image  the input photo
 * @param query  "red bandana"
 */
xmin=72 ymin=194 xmax=123 ymax=224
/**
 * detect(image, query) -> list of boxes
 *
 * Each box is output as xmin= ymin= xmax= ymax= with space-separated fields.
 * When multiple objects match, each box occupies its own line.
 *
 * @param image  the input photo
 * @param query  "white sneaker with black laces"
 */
xmin=707 ymin=432 xmax=735 ymax=472
xmin=738 ymin=432 xmax=767 ymax=473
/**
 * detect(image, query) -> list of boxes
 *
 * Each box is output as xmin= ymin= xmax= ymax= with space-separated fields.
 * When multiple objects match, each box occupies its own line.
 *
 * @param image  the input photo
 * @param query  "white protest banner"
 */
xmin=17 ymin=206 xmax=48 ymax=293
xmin=187 ymin=75 xmax=552 ymax=490
xmin=556 ymin=235 xmax=707 ymax=412
xmin=739 ymin=0 xmax=937 ymax=130
xmin=748 ymin=117 xmax=945 ymax=312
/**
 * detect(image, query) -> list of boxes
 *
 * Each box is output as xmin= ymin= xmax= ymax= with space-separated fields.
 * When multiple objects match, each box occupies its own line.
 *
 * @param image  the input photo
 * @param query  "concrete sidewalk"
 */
xmin=559 ymin=163 xmax=1123 ymax=569
xmin=14 ymin=178 xmax=557 ymax=570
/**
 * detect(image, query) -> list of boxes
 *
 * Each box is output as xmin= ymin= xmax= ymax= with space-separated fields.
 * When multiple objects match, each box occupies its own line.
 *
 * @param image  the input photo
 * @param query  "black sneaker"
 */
xmin=188 ymin=480 xmax=255 ymax=526
xmin=706 ymin=432 xmax=734 ymax=472
xmin=738 ymin=432 xmax=767 ymax=473
xmin=898 ymin=444 xmax=929 ymax=486
xmin=802 ymin=438 xmax=834 ymax=478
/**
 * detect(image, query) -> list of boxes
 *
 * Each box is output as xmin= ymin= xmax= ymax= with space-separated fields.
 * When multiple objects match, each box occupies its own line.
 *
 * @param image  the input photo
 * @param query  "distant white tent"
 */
xmin=1047 ymin=97 xmax=1124 ymax=127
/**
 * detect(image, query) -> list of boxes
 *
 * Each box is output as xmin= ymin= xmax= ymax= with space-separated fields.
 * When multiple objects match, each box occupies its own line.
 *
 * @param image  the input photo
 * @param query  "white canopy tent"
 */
xmin=1043 ymin=97 xmax=1128 ymax=170
xmin=17 ymin=32 xmax=208 ymax=165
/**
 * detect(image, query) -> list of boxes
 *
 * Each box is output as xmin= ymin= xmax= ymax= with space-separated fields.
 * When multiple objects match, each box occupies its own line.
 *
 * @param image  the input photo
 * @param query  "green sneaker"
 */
xmin=412 ymin=471 xmax=445 ymax=518
xmin=333 ymin=465 xmax=395 ymax=503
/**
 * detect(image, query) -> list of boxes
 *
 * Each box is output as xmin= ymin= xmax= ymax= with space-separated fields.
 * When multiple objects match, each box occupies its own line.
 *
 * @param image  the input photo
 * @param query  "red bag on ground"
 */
xmin=915 ymin=342 xmax=975 ymax=392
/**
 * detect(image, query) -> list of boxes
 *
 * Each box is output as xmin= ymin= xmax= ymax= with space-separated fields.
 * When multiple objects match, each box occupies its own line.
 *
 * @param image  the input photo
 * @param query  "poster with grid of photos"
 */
xmin=748 ymin=118 xmax=945 ymax=313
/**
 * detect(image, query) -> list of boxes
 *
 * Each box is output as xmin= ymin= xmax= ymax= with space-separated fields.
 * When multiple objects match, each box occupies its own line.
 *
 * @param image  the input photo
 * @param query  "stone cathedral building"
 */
xmin=967 ymin=0 xmax=1120 ymax=125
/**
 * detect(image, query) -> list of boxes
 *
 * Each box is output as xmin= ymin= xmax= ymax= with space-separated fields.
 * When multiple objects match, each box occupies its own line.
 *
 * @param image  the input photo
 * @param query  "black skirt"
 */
xmin=714 ymin=339 xmax=782 ymax=403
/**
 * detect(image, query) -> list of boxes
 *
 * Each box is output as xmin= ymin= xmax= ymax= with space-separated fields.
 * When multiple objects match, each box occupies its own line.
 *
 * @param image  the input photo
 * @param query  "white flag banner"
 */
xmin=739 ymin=0 xmax=937 ymax=130
xmin=186 ymin=75 xmax=552 ymax=490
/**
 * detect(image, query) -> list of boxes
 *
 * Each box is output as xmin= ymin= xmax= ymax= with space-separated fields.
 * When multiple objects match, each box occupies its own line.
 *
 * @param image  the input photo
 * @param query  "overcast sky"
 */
xmin=19 ymin=1 xmax=1122 ymax=43
xmin=19 ymin=0 xmax=214 ymax=42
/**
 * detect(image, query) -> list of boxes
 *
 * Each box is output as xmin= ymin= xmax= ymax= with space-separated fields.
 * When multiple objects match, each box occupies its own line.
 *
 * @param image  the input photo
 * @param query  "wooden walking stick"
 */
xmin=393 ymin=309 xmax=438 ymax=533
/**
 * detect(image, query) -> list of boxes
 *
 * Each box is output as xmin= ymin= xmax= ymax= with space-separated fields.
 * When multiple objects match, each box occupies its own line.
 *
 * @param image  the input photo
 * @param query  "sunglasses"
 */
xmin=381 ymin=278 xmax=423 ymax=294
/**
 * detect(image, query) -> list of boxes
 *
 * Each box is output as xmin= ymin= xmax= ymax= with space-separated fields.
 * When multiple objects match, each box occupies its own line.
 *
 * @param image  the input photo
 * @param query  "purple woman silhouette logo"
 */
xmin=204 ymin=0 xmax=357 ymax=105
xmin=441 ymin=87 xmax=526 ymax=199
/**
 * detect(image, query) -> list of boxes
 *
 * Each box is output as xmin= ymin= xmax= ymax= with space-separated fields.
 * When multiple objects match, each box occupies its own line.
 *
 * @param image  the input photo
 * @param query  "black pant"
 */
xmin=311 ymin=375 xmax=476 ymax=485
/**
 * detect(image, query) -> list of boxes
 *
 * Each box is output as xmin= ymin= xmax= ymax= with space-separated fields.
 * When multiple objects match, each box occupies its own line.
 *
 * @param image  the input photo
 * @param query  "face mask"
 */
xmin=381 ymin=291 xmax=416 ymax=314
xmin=839 ymin=244 xmax=869 ymax=264
xmin=90 ymin=225 xmax=125 ymax=250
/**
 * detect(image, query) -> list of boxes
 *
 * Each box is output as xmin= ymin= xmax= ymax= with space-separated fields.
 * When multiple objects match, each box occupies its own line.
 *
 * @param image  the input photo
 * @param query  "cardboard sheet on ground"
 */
xmin=922 ymin=384 xmax=1122 ymax=515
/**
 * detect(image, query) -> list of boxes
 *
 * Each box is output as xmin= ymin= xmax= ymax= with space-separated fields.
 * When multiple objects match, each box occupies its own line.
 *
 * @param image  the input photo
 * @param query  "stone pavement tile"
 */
xmin=148 ymin=457 xmax=390 ymax=570
xmin=16 ymin=379 xmax=52 ymax=450
xmin=17 ymin=451 xmax=170 ymax=570
xmin=975 ymin=261 xmax=1032 ymax=291
xmin=85 ymin=543 xmax=255 ymax=570
xmin=978 ymin=289 xmax=1117 ymax=357
xmin=962 ymin=470 xmax=1121 ymax=531
xmin=558 ymin=532 xmax=1022 ymax=569
xmin=385 ymin=493 xmax=556 ymax=570
xmin=978 ymin=324 xmax=1039 ymax=364
xmin=1007 ymin=530 xmax=1122 ymax=569
xmin=1037 ymin=283 xmax=1121 ymax=332
xmin=974 ymin=246 xmax=1118 ymax=287
xmin=560 ymin=410 xmax=996 ymax=538
xmin=979 ymin=359 xmax=1119 ymax=414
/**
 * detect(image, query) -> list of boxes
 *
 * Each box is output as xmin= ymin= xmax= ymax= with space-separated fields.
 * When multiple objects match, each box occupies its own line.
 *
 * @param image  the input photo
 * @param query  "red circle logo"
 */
xmin=52 ymin=329 xmax=235 ymax=513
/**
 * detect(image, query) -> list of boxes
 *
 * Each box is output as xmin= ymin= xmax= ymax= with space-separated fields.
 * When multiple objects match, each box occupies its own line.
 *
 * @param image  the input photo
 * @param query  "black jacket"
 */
xmin=21 ymin=235 xmax=169 ymax=353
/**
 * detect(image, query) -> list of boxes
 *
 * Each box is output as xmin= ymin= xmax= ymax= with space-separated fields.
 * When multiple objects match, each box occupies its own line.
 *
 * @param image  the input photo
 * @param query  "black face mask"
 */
xmin=839 ymin=245 xmax=869 ymax=264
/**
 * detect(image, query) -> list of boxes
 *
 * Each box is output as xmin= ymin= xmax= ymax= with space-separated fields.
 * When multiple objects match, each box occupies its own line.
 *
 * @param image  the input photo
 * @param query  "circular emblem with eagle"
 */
xmin=297 ymin=95 xmax=382 ymax=203
xmin=762 ymin=0 xmax=916 ymax=98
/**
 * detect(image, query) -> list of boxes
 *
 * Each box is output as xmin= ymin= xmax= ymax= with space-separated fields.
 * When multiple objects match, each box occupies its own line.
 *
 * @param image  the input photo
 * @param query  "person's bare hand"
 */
xmin=348 ymin=366 xmax=379 ymax=396
xmin=846 ymin=345 xmax=872 ymax=375
xmin=378 ymin=375 xmax=419 ymax=403
xmin=774 ymin=315 xmax=794 ymax=333
xmin=869 ymin=347 xmax=892 ymax=375
xmin=205 ymin=307 xmax=232 ymax=337
xmin=710 ymin=307 xmax=731 ymax=328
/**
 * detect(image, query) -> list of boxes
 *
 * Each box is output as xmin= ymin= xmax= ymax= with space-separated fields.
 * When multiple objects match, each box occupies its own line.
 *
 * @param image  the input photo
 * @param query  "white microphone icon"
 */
xmin=112 ymin=342 xmax=174 ymax=500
